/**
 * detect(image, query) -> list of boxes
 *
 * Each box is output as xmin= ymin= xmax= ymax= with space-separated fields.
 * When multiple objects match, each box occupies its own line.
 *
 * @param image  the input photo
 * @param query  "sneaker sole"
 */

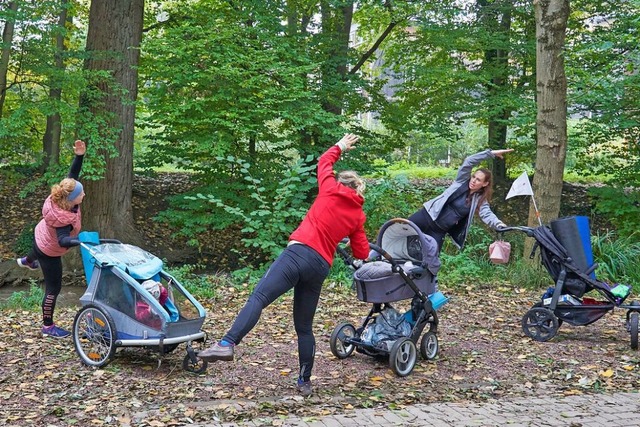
xmin=43 ymin=333 xmax=70 ymax=339
xmin=17 ymin=260 xmax=38 ymax=271
xmin=198 ymin=353 xmax=234 ymax=362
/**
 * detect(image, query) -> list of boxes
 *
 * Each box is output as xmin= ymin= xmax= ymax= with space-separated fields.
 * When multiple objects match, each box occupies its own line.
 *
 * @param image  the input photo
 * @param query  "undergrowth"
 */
xmin=0 ymin=281 xmax=43 ymax=310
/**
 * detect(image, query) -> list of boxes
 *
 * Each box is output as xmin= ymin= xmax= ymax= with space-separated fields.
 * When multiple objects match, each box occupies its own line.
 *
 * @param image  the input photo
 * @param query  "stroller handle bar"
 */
xmin=337 ymin=239 xmax=394 ymax=269
xmin=497 ymin=225 xmax=535 ymax=237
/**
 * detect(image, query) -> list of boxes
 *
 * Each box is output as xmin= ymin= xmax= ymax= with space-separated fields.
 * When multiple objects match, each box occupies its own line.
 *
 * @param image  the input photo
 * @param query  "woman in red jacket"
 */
xmin=199 ymin=134 xmax=370 ymax=397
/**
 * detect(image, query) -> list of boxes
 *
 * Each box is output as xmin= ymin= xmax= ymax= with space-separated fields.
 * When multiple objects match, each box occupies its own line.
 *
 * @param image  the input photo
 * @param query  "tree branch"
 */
xmin=349 ymin=21 xmax=397 ymax=75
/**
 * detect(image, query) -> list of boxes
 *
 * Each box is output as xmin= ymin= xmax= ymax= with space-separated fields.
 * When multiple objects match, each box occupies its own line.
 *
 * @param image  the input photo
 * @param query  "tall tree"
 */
xmin=478 ymin=0 xmax=512 ymax=181
xmin=0 ymin=1 xmax=19 ymax=118
xmin=529 ymin=0 xmax=569 ymax=228
xmin=42 ymin=0 xmax=70 ymax=170
xmin=80 ymin=0 xmax=144 ymax=241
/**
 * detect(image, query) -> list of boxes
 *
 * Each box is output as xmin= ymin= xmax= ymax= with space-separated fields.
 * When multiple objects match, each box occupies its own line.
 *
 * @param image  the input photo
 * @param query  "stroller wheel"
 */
xmin=73 ymin=304 xmax=117 ymax=368
xmin=522 ymin=307 xmax=559 ymax=342
xmin=420 ymin=331 xmax=439 ymax=360
xmin=330 ymin=322 xmax=357 ymax=359
xmin=183 ymin=353 xmax=208 ymax=374
xmin=533 ymin=302 xmax=563 ymax=327
xmin=389 ymin=337 xmax=417 ymax=377
xmin=629 ymin=312 xmax=639 ymax=350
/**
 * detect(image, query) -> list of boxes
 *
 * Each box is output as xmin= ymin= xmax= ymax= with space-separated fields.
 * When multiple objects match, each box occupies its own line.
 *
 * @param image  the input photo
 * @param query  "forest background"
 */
xmin=0 ymin=0 xmax=639 ymax=293
xmin=3 ymin=2 xmax=640 ymax=424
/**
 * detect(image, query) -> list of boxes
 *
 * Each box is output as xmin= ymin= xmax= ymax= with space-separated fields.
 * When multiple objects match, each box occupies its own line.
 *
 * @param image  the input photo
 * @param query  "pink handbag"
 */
xmin=489 ymin=240 xmax=511 ymax=264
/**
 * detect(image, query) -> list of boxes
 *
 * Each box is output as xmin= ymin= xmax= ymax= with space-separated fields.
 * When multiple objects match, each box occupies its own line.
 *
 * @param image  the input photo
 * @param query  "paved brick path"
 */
xmin=201 ymin=392 xmax=640 ymax=427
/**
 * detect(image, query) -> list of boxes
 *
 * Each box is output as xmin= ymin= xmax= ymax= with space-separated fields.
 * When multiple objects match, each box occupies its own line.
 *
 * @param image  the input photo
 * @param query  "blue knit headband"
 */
xmin=68 ymin=180 xmax=83 ymax=201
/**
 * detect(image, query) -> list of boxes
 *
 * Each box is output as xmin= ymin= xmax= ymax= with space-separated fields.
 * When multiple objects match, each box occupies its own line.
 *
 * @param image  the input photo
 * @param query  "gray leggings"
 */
xmin=223 ymin=243 xmax=329 ymax=381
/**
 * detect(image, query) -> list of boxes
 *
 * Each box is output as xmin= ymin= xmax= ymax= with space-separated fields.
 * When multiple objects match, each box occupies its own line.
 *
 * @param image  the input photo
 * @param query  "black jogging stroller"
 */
xmin=501 ymin=216 xmax=640 ymax=348
xmin=330 ymin=218 xmax=448 ymax=376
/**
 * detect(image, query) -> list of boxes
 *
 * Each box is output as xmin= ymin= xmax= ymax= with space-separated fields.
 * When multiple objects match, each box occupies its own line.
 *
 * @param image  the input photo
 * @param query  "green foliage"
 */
xmin=0 ymin=281 xmax=43 ymax=311
xmin=164 ymin=263 xmax=229 ymax=300
xmin=12 ymin=223 xmax=36 ymax=255
xmin=327 ymin=254 xmax=357 ymax=287
xmin=189 ymin=154 xmax=317 ymax=264
xmin=137 ymin=0 xmax=357 ymax=175
xmin=438 ymin=226 xmax=497 ymax=286
xmin=591 ymin=231 xmax=640 ymax=293
xmin=588 ymin=186 xmax=640 ymax=239
xmin=0 ymin=0 xmax=87 ymax=167
xmin=362 ymin=174 xmax=444 ymax=237
xmin=568 ymin=1 xmax=640 ymax=187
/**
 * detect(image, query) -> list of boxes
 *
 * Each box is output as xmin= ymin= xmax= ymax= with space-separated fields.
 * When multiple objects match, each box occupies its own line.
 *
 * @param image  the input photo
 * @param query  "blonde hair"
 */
xmin=336 ymin=170 xmax=366 ymax=197
xmin=51 ymin=178 xmax=78 ymax=210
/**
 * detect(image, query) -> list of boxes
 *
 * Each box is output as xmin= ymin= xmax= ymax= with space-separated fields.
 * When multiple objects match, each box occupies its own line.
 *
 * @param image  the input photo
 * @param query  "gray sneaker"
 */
xmin=296 ymin=379 xmax=312 ymax=397
xmin=198 ymin=341 xmax=234 ymax=361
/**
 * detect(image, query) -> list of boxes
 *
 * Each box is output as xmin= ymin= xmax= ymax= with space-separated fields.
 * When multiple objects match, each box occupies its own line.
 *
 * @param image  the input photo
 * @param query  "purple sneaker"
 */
xmin=17 ymin=257 xmax=39 ymax=270
xmin=42 ymin=324 xmax=71 ymax=339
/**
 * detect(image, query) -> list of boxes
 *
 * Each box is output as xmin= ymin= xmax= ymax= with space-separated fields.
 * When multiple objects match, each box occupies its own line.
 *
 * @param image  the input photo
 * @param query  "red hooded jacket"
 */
xmin=289 ymin=145 xmax=369 ymax=265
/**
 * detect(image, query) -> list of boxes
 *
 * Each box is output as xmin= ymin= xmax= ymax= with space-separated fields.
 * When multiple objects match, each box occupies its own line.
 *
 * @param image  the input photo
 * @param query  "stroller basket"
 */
xmin=354 ymin=261 xmax=436 ymax=303
xmin=549 ymin=303 xmax=614 ymax=326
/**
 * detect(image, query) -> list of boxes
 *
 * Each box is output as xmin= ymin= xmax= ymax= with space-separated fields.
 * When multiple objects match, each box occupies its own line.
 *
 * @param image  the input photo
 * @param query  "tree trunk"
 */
xmin=479 ymin=0 xmax=512 ymax=182
xmin=0 ymin=1 xmax=18 ymax=118
xmin=80 ymin=0 xmax=144 ymax=243
xmin=525 ymin=0 xmax=569 ymax=253
xmin=42 ymin=0 xmax=70 ymax=170
xmin=319 ymin=0 xmax=354 ymax=120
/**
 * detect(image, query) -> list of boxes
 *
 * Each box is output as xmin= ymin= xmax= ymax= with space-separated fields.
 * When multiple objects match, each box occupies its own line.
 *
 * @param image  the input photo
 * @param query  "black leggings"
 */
xmin=408 ymin=208 xmax=446 ymax=252
xmin=29 ymin=245 xmax=63 ymax=326
xmin=223 ymin=243 xmax=330 ymax=381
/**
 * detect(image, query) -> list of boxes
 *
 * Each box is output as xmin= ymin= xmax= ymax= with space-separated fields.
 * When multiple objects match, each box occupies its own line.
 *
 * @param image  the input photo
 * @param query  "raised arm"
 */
xmin=317 ymin=134 xmax=359 ymax=190
xmin=67 ymin=140 xmax=86 ymax=180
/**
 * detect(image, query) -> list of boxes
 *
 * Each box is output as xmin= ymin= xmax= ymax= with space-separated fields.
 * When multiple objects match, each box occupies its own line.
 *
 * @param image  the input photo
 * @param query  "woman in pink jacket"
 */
xmin=17 ymin=140 xmax=86 ymax=338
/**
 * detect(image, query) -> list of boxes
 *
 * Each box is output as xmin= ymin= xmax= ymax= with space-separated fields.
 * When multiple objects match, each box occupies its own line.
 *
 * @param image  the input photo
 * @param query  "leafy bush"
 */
xmin=0 ymin=281 xmax=43 ymax=310
xmin=438 ymin=226 xmax=497 ymax=286
xmin=12 ymin=223 xmax=36 ymax=255
xmin=164 ymin=264 xmax=231 ymax=300
xmin=591 ymin=231 xmax=640 ymax=292
xmin=192 ymin=155 xmax=317 ymax=266
xmin=363 ymin=175 xmax=445 ymax=237
xmin=589 ymin=185 xmax=640 ymax=241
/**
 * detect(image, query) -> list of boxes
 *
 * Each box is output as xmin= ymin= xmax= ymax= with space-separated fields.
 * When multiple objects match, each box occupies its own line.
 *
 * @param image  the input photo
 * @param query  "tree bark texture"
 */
xmin=529 ymin=0 xmax=569 ymax=229
xmin=319 ymin=0 xmax=354 ymax=119
xmin=0 ymin=1 xmax=18 ymax=118
xmin=42 ymin=0 xmax=70 ymax=170
xmin=479 ymin=0 xmax=512 ymax=182
xmin=81 ymin=0 xmax=144 ymax=243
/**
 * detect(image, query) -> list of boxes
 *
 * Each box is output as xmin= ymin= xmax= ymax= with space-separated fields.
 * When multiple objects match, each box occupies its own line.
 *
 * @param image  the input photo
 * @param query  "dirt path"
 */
xmin=1 ymin=284 xmax=639 ymax=426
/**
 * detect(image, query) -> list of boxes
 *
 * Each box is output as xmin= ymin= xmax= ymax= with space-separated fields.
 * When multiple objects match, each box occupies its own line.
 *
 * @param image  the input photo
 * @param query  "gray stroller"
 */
xmin=330 ymin=218 xmax=448 ymax=376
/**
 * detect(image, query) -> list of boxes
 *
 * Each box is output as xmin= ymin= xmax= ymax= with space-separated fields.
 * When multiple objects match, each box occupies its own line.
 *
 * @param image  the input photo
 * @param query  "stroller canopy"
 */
xmin=377 ymin=218 xmax=441 ymax=276
xmin=89 ymin=243 xmax=164 ymax=280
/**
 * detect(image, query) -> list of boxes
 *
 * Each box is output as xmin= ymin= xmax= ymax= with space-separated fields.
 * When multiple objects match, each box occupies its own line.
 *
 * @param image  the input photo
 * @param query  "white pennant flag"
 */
xmin=506 ymin=171 xmax=534 ymax=200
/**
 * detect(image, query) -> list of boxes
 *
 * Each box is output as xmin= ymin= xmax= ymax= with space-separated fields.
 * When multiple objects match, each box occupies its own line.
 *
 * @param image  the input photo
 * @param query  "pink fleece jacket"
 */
xmin=34 ymin=196 xmax=82 ymax=257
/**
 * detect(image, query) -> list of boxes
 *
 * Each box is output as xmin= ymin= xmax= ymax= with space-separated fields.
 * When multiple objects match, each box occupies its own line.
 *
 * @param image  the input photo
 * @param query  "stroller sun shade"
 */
xmin=377 ymin=219 xmax=441 ymax=276
xmin=89 ymin=243 xmax=164 ymax=280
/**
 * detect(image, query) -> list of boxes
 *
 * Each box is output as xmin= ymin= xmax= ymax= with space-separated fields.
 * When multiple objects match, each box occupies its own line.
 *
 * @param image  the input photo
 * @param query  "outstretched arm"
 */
xmin=455 ymin=148 xmax=514 ymax=182
xmin=317 ymin=133 xmax=359 ymax=189
xmin=67 ymin=140 xmax=86 ymax=180
xmin=491 ymin=148 xmax=513 ymax=159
